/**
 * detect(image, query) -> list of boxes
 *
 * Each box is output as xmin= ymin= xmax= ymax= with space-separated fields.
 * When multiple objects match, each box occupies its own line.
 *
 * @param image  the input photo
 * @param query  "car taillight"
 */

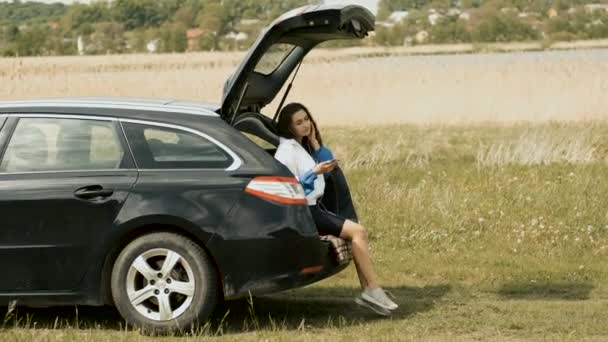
xmin=244 ymin=176 xmax=307 ymax=205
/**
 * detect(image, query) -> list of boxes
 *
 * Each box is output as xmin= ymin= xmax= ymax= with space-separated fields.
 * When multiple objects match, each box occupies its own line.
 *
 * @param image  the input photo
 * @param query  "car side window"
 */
xmin=121 ymin=122 xmax=233 ymax=169
xmin=0 ymin=118 xmax=125 ymax=173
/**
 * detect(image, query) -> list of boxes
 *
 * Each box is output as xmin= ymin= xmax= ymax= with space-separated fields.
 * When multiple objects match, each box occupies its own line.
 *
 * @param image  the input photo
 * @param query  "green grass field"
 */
xmin=2 ymin=122 xmax=608 ymax=341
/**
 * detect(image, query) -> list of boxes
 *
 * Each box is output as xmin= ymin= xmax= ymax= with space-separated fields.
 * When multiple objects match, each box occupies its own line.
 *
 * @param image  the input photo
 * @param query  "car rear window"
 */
xmin=122 ymin=122 xmax=233 ymax=170
xmin=0 ymin=117 xmax=126 ymax=173
xmin=254 ymin=43 xmax=296 ymax=75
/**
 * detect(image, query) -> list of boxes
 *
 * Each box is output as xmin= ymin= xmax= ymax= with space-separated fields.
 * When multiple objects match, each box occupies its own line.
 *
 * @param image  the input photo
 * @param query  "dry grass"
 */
xmin=3 ymin=122 xmax=608 ymax=341
xmin=2 ymin=47 xmax=608 ymax=340
xmin=2 ymin=47 xmax=608 ymax=126
xmin=476 ymin=125 xmax=598 ymax=167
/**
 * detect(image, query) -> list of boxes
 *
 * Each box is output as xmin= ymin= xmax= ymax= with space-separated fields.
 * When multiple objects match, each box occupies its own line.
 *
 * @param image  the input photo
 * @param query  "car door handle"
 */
xmin=74 ymin=185 xmax=114 ymax=200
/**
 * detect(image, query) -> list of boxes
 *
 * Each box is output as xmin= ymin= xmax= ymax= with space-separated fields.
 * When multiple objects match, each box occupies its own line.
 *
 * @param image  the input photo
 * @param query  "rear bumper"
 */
xmin=221 ymin=239 xmax=350 ymax=300
xmin=207 ymin=190 xmax=351 ymax=300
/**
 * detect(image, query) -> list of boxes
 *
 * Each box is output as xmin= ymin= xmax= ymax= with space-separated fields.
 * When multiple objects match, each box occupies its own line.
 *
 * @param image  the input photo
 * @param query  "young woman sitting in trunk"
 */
xmin=274 ymin=102 xmax=398 ymax=315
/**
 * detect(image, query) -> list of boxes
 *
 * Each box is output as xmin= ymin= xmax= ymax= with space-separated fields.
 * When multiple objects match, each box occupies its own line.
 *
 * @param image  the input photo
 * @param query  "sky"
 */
xmin=1 ymin=0 xmax=380 ymax=13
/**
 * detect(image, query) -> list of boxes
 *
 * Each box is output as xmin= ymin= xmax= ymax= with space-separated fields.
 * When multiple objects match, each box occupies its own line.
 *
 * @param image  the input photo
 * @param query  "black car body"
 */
xmin=0 ymin=4 xmax=374 ymax=332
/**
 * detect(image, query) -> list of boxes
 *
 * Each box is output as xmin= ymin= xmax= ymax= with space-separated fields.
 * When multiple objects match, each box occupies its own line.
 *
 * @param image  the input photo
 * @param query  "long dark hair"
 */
xmin=276 ymin=103 xmax=323 ymax=149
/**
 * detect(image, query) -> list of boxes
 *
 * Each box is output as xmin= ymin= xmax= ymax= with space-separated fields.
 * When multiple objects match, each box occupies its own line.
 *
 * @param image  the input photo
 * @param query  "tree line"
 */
xmin=376 ymin=0 xmax=608 ymax=46
xmin=0 ymin=0 xmax=312 ymax=56
xmin=2 ymin=0 xmax=608 ymax=57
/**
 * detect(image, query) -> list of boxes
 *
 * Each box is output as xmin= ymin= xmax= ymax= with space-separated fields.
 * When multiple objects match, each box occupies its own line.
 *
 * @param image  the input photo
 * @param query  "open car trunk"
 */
xmin=221 ymin=3 xmax=375 ymax=152
xmin=221 ymin=4 xmax=374 ymax=222
xmin=220 ymin=3 xmax=375 ymax=123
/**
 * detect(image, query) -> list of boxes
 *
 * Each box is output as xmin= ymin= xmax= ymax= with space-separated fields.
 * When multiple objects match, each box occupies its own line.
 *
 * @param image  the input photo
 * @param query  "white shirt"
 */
xmin=274 ymin=137 xmax=325 ymax=205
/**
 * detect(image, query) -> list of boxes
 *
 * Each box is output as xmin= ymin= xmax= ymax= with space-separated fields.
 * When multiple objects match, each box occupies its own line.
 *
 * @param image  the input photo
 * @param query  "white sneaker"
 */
xmin=361 ymin=288 xmax=399 ymax=311
xmin=354 ymin=296 xmax=391 ymax=316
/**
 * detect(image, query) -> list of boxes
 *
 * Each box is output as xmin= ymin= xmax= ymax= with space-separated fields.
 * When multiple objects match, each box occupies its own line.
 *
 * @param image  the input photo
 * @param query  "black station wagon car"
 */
xmin=0 ymin=4 xmax=374 ymax=332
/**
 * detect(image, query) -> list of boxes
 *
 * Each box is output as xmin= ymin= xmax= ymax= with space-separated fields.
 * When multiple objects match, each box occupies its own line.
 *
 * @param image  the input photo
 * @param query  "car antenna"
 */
xmin=230 ymin=82 xmax=249 ymax=126
xmin=272 ymin=60 xmax=303 ymax=124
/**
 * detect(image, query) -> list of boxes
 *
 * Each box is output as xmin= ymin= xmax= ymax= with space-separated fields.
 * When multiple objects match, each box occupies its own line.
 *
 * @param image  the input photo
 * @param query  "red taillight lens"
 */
xmin=244 ymin=176 xmax=307 ymax=205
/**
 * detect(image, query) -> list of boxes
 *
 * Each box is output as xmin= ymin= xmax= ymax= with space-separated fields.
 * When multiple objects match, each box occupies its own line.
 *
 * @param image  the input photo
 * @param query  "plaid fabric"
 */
xmin=320 ymin=235 xmax=352 ymax=265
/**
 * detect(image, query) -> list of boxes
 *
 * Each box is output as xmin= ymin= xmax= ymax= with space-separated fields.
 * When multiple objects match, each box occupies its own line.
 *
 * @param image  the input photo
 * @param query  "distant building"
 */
xmin=186 ymin=28 xmax=206 ymax=51
xmin=500 ymin=7 xmax=519 ymax=14
xmin=459 ymin=12 xmax=471 ymax=21
xmin=225 ymin=31 xmax=248 ymax=42
xmin=584 ymin=4 xmax=608 ymax=13
xmin=447 ymin=8 xmax=462 ymax=17
xmin=415 ymin=30 xmax=429 ymax=43
xmin=388 ymin=11 xmax=409 ymax=23
xmin=428 ymin=13 xmax=442 ymax=26
xmin=518 ymin=12 xmax=540 ymax=18
xmin=146 ymin=39 xmax=160 ymax=53
xmin=588 ymin=19 xmax=604 ymax=27
xmin=187 ymin=28 xmax=205 ymax=39
xmin=240 ymin=19 xmax=261 ymax=26
xmin=377 ymin=21 xmax=395 ymax=28
xmin=77 ymin=35 xmax=85 ymax=55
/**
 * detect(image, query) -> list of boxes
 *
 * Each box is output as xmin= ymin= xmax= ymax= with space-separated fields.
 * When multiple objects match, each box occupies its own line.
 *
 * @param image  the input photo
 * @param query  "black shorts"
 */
xmin=309 ymin=204 xmax=346 ymax=237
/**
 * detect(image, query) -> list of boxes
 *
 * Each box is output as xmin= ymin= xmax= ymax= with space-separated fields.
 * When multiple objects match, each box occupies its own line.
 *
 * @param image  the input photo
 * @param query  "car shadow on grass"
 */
xmin=497 ymin=281 xmax=594 ymax=300
xmin=214 ymin=284 xmax=451 ymax=332
xmin=0 ymin=284 xmax=450 ymax=333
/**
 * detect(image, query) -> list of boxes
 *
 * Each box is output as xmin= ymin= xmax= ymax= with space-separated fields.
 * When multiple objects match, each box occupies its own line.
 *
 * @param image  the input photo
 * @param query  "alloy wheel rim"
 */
xmin=126 ymin=248 xmax=196 ymax=321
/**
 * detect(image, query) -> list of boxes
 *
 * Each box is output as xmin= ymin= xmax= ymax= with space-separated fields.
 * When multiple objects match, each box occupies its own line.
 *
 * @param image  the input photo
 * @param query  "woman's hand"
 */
xmin=313 ymin=160 xmax=337 ymax=175
xmin=308 ymin=123 xmax=321 ymax=151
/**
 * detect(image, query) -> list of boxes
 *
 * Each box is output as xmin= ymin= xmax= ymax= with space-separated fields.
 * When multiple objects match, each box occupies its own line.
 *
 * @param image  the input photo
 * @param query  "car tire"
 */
xmin=110 ymin=232 xmax=218 ymax=334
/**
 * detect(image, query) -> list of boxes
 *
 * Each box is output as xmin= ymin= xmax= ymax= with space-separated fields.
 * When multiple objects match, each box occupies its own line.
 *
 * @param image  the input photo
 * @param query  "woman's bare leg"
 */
xmin=351 ymin=250 xmax=368 ymax=289
xmin=340 ymin=219 xmax=379 ymax=289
